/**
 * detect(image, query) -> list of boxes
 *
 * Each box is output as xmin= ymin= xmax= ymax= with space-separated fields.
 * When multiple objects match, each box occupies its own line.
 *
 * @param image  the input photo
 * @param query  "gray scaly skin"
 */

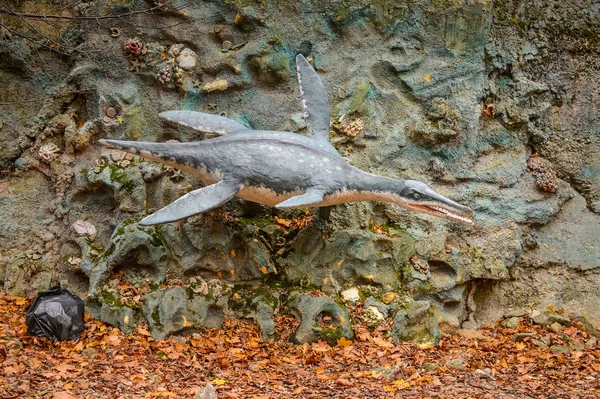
xmin=99 ymin=55 xmax=474 ymax=226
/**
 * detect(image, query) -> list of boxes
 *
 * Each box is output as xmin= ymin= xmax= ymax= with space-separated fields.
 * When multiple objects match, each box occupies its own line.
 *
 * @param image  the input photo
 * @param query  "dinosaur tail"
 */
xmin=98 ymin=139 xmax=192 ymax=165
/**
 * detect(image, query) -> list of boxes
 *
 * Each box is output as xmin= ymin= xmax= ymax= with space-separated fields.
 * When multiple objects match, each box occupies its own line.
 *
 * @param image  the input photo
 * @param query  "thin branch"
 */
xmin=0 ymin=1 xmax=192 ymax=21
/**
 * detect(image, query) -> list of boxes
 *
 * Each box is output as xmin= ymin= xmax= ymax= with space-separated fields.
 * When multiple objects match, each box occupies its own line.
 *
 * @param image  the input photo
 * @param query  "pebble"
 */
xmin=381 ymin=292 xmax=397 ymax=304
xmin=71 ymin=220 xmax=97 ymax=240
xmin=531 ymin=338 xmax=549 ymax=348
xmin=447 ymin=358 xmax=468 ymax=370
xmin=500 ymin=317 xmax=520 ymax=329
xmin=106 ymin=107 xmax=117 ymax=118
xmin=422 ymin=362 xmax=439 ymax=370
xmin=472 ymin=368 xmax=495 ymax=380
xmin=341 ymin=287 xmax=360 ymax=303
xmin=513 ymin=333 xmax=535 ymax=342
xmin=583 ymin=337 xmax=596 ymax=349
xmin=550 ymin=345 xmax=571 ymax=354
xmin=503 ymin=309 xmax=528 ymax=319
xmin=564 ymin=336 xmax=585 ymax=351
xmin=549 ymin=322 xmax=563 ymax=333
xmin=539 ymin=336 xmax=551 ymax=346
xmin=41 ymin=231 xmax=55 ymax=242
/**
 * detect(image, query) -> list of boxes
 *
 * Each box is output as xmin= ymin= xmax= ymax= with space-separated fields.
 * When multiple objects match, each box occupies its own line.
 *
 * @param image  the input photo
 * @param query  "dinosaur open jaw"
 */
xmin=410 ymin=203 xmax=474 ymax=226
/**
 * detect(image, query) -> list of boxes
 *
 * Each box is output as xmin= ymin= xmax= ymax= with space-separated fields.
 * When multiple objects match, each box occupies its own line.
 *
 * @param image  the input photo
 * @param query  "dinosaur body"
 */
xmin=100 ymin=55 xmax=474 ymax=226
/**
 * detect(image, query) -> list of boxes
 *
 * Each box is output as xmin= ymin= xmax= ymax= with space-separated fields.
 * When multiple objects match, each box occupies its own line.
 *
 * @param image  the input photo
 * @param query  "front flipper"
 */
xmin=139 ymin=180 xmax=243 ymax=225
xmin=159 ymin=110 xmax=248 ymax=135
xmin=296 ymin=55 xmax=332 ymax=145
xmin=274 ymin=190 xmax=325 ymax=209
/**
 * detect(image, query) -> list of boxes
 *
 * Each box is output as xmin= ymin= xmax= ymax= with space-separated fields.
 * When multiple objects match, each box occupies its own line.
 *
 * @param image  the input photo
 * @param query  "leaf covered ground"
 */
xmin=1 ymin=291 xmax=599 ymax=399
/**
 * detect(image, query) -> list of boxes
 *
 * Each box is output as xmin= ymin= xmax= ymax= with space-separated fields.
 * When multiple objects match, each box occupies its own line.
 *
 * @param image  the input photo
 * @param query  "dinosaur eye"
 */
xmin=413 ymin=193 xmax=421 ymax=200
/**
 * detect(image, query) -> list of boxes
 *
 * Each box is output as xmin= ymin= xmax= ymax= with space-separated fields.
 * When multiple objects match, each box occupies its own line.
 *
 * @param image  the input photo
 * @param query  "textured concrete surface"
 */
xmin=0 ymin=0 xmax=599 ymax=340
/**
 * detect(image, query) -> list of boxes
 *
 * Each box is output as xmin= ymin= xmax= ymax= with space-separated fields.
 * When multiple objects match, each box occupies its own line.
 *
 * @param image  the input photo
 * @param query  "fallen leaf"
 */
xmin=53 ymin=392 xmax=79 ymax=399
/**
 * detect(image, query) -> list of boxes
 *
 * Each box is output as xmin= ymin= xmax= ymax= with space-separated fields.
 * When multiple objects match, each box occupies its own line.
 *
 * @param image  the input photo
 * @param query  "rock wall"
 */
xmin=0 ymin=0 xmax=599 ymax=342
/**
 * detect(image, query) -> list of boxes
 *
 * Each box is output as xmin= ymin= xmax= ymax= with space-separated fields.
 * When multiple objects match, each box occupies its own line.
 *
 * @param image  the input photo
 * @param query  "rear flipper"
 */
xmin=159 ymin=110 xmax=249 ymax=135
xmin=139 ymin=179 xmax=243 ymax=225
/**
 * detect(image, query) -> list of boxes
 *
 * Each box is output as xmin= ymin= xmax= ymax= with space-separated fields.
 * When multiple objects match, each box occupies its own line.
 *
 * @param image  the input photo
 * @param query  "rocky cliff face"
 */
xmin=1 ymin=0 xmax=598 ymax=342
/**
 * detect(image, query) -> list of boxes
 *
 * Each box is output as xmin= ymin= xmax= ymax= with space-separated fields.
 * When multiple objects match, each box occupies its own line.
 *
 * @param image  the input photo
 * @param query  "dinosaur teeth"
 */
xmin=427 ymin=205 xmax=473 ymax=225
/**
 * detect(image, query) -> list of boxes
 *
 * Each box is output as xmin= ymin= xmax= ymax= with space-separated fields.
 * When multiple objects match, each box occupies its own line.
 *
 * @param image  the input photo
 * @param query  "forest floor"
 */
xmin=1 ymin=290 xmax=599 ymax=399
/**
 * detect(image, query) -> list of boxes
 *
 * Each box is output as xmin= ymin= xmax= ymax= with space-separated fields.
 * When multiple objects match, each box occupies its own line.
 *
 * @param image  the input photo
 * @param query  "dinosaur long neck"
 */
xmin=346 ymin=170 xmax=406 ymax=203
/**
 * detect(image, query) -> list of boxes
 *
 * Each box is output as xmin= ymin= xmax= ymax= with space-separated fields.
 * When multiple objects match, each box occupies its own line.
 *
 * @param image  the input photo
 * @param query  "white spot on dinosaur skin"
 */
xmin=323 ymin=157 xmax=329 ymax=162
xmin=299 ymin=159 xmax=305 ymax=163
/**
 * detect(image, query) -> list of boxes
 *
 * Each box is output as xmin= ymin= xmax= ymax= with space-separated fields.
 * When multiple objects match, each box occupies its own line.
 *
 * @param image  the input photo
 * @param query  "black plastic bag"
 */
xmin=26 ymin=284 xmax=86 ymax=341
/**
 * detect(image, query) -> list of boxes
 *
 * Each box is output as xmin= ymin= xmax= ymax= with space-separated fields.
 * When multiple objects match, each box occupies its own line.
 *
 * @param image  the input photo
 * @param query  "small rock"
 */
xmin=564 ymin=335 xmax=585 ymax=351
xmin=447 ymin=358 xmax=468 ymax=370
xmin=549 ymin=322 xmax=563 ymax=333
xmin=71 ymin=220 xmax=97 ymax=240
xmin=514 ymin=333 xmax=535 ymax=342
xmin=472 ymin=368 xmax=495 ymax=380
xmin=500 ymin=317 xmax=520 ymax=329
xmin=370 ymin=365 xmax=400 ymax=380
xmin=585 ymin=336 xmax=597 ymax=348
xmin=82 ymin=348 xmax=97 ymax=357
xmin=381 ymin=292 xmax=397 ymax=304
xmin=194 ymin=383 xmax=217 ymax=399
xmin=531 ymin=312 xmax=550 ymax=326
xmin=531 ymin=338 xmax=549 ymax=349
xmin=551 ymin=345 xmax=571 ymax=354
xmin=548 ymin=312 xmax=571 ymax=326
xmin=341 ymin=287 xmax=360 ymax=303
xmin=539 ymin=336 xmax=551 ymax=346
xmin=503 ymin=309 xmax=528 ymax=319
xmin=456 ymin=329 xmax=487 ymax=340
xmin=422 ymin=362 xmax=439 ymax=371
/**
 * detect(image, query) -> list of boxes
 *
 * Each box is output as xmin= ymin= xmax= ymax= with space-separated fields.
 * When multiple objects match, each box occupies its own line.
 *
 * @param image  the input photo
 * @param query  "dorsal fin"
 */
xmin=159 ymin=110 xmax=248 ymax=135
xmin=296 ymin=54 xmax=332 ymax=145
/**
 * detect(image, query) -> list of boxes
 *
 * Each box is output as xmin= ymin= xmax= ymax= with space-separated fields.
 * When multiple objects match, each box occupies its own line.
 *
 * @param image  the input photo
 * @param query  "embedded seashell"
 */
xmin=176 ymin=48 xmax=198 ymax=71
xmin=110 ymin=151 xmax=124 ymax=162
xmin=106 ymin=107 xmax=117 ymax=118
xmin=38 ymin=143 xmax=61 ymax=163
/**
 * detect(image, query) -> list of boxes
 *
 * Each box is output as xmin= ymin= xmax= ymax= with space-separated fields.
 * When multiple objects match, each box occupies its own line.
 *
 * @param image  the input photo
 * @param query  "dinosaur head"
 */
xmin=396 ymin=180 xmax=474 ymax=226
